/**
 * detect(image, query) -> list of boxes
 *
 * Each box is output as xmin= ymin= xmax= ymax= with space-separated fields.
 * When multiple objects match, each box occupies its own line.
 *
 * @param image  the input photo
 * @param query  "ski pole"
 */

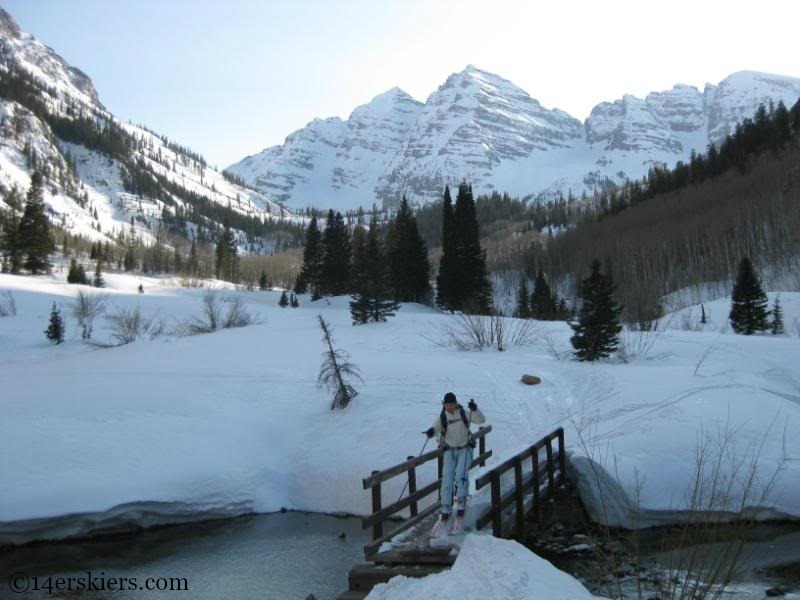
xmin=395 ymin=435 xmax=431 ymax=504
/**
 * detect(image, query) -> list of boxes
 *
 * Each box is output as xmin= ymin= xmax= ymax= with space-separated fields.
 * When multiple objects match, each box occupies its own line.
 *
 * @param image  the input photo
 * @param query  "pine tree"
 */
xmin=66 ymin=258 xmax=88 ymax=284
xmin=515 ymin=277 xmax=530 ymax=319
xmin=215 ymin=215 xmax=238 ymax=282
xmin=295 ymin=215 xmax=323 ymax=298
xmin=17 ymin=172 xmax=54 ymax=274
xmin=531 ymin=269 xmax=557 ymax=320
xmin=0 ymin=187 xmax=24 ymax=273
xmin=350 ymin=222 xmax=399 ymax=324
xmin=387 ymin=195 xmax=430 ymax=303
xmin=92 ymin=261 xmax=105 ymax=288
xmin=454 ymin=183 xmax=492 ymax=313
xmin=317 ymin=315 xmax=362 ymax=410
xmin=570 ymin=260 xmax=623 ymax=361
xmin=279 ymin=290 xmax=289 ymax=307
xmin=435 ymin=185 xmax=458 ymax=311
xmin=44 ymin=302 xmax=65 ymax=344
xmin=729 ymin=257 xmax=769 ymax=335
xmin=349 ymin=225 xmax=370 ymax=324
xmin=290 ymin=292 xmax=299 ymax=308
xmin=259 ymin=270 xmax=269 ymax=291
xmin=320 ymin=210 xmax=351 ymax=296
xmin=770 ymin=295 xmax=785 ymax=335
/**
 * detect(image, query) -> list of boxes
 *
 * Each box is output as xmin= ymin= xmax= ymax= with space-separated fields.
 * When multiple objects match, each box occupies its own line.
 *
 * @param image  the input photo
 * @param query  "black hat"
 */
xmin=442 ymin=392 xmax=457 ymax=405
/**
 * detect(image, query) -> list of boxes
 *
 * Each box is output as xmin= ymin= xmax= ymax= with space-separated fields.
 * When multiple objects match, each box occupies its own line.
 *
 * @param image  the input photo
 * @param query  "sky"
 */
xmin=4 ymin=0 xmax=800 ymax=169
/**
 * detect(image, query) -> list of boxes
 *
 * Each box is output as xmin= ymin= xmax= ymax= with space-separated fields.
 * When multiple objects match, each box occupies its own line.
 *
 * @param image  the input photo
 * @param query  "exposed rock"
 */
xmin=521 ymin=374 xmax=542 ymax=385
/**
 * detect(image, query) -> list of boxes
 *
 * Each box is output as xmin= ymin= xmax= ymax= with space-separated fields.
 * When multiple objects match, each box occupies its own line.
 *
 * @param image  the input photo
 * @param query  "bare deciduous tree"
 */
xmin=71 ymin=290 xmax=107 ymax=340
xmin=0 ymin=291 xmax=16 ymax=317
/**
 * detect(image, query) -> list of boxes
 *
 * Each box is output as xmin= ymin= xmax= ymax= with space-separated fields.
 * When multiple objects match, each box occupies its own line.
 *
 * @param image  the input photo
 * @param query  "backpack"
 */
xmin=439 ymin=407 xmax=476 ymax=448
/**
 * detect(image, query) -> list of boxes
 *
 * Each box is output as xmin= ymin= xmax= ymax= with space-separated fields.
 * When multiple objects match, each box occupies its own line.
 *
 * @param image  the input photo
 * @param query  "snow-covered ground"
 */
xmin=366 ymin=534 xmax=605 ymax=599
xmin=1 ymin=271 xmax=798 ymax=550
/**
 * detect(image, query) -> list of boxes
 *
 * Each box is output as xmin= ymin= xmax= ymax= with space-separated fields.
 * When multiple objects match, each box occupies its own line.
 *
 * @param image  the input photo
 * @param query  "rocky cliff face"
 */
xmin=229 ymin=67 xmax=800 ymax=210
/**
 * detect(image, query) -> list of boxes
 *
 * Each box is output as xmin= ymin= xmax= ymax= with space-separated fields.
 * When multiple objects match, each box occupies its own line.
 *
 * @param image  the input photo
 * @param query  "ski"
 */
xmin=448 ymin=513 xmax=464 ymax=535
xmin=430 ymin=515 xmax=450 ymax=539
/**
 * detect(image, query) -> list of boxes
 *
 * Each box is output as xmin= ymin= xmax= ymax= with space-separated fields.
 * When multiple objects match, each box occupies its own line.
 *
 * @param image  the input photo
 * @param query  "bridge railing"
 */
xmin=474 ymin=427 xmax=566 ymax=539
xmin=361 ymin=425 xmax=492 ymax=555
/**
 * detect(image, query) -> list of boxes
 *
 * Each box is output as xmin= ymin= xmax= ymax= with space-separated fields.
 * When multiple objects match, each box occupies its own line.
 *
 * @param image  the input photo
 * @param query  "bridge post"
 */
xmin=532 ymin=447 xmax=541 ymax=523
xmin=557 ymin=428 xmax=567 ymax=487
xmin=479 ymin=427 xmax=487 ymax=467
xmin=371 ymin=470 xmax=383 ymax=540
xmin=406 ymin=456 xmax=418 ymax=517
xmin=490 ymin=470 xmax=502 ymax=537
xmin=546 ymin=438 xmax=555 ymax=495
xmin=513 ymin=456 xmax=524 ymax=539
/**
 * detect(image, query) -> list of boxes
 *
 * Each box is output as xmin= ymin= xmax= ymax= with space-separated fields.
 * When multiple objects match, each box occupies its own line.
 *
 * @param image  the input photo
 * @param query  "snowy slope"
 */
xmin=229 ymin=67 xmax=800 ymax=210
xmin=0 ymin=8 xmax=296 ymax=254
xmin=1 ymin=271 xmax=799 ymax=546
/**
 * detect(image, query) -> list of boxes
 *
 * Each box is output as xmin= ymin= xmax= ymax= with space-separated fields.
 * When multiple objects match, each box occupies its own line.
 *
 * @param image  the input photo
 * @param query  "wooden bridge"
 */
xmin=337 ymin=426 xmax=568 ymax=599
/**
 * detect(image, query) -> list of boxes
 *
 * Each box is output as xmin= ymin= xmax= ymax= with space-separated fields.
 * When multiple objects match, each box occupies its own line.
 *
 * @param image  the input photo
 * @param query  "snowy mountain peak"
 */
xmin=0 ymin=7 xmax=21 ymax=38
xmin=0 ymin=9 xmax=294 ymax=258
xmin=229 ymin=66 xmax=800 ymax=210
xmin=0 ymin=8 xmax=102 ymax=109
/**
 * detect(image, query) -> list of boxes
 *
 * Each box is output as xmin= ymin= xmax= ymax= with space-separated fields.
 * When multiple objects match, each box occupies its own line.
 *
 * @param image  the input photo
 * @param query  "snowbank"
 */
xmin=366 ymin=534 xmax=606 ymax=599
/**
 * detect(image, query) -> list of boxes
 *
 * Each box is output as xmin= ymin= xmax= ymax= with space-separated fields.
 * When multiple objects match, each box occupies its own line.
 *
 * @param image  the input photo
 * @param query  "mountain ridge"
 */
xmin=228 ymin=66 xmax=800 ymax=211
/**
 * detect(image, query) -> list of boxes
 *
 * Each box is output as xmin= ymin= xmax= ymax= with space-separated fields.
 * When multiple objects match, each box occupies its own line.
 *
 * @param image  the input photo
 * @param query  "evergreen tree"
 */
xmin=515 ymin=277 xmax=530 ymax=319
xmin=435 ymin=185 xmax=458 ymax=311
xmin=349 ymin=222 xmax=399 ymax=324
xmin=349 ymin=226 xmax=370 ymax=324
xmin=388 ymin=195 xmax=431 ymax=303
xmin=531 ymin=269 xmax=557 ymax=320
xmin=44 ymin=302 xmax=65 ymax=344
xmin=290 ymin=292 xmax=299 ymax=308
xmin=278 ymin=290 xmax=289 ymax=307
xmin=770 ymin=295 xmax=784 ymax=335
xmin=66 ymin=258 xmax=88 ymax=284
xmin=0 ymin=187 xmax=24 ymax=273
xmin=455 ymin=183 xmax=492 ymax=313
xmin=92 ymin=261 xmax=105 ymax=288
xmin=729 ymin=257 xmax=769 ymax=335
xmin=17 ymin=172 xmax=54 ymax=274
xmin=320 ymin=210 xmax=351 ymax=296
xmin=570 ymin=260 xmax=623 ymax=361
xmin=259 ymin=270 xmax=269 ymax=291
xmin=295 ymin=215 xmax=323 ymax=298
xmin=188 ymin=238 xmax=199 ymax=276
xmin=215 ymin=215 xmax=238 ymax=282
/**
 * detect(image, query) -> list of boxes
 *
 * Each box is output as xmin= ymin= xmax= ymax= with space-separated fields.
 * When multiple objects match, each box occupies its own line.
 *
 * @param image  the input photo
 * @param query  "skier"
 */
xmin=425 ymin=392 xmax=486 ymax=535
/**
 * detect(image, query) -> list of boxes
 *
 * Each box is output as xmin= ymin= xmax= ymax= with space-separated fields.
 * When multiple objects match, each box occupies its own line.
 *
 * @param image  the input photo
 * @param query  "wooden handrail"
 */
xmin=362 ymin=426 xmax=492 ymax=489
xmin=475 ymin=427 xmax=567 ymax=539
xmin=360 ymin=425 xmax=493 ymax=551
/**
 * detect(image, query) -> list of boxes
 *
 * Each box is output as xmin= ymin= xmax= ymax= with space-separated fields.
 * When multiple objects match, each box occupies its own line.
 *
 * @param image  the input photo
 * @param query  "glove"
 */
xmin=424 ymin=427 xmax=435 ymax=438
xmin=468 ymin=399 xmax=478 ymax=411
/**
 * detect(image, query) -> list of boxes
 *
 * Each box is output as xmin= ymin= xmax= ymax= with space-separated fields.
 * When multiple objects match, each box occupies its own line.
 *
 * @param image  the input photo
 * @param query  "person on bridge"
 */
xmin=425 ymin=392 xmax=486 ymax=523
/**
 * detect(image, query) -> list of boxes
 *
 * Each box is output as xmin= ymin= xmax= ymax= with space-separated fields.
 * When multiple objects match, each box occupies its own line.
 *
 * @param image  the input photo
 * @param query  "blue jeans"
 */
xmin=440 ymin=446 xmax=473 ymax=513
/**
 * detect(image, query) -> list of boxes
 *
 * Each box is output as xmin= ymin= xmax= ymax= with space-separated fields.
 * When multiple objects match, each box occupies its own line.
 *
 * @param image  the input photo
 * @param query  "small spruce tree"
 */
xmin=92 ymin=261 xmax=105 ymax=288
xmin=259 ymin=270 xmax=269 ymax=291
xmin=45 ymin=301 xmax=65 ymax=344
xmin=278 ymin=290 xmax=289 ymax=307
xmin=729 ymin=257 xmax=769 ymax=335
xmin=67 ymin=258 xmax=88 ymax=284
xmin=770 ymin=295 xmax=785 ymax=335
xmin=290 ymin=293 xmax=299 ymax=308
xmin=515 ymin=277 xmax=530 ymax=319
xmin=570 ymin=260 xmax=622 ymax=361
